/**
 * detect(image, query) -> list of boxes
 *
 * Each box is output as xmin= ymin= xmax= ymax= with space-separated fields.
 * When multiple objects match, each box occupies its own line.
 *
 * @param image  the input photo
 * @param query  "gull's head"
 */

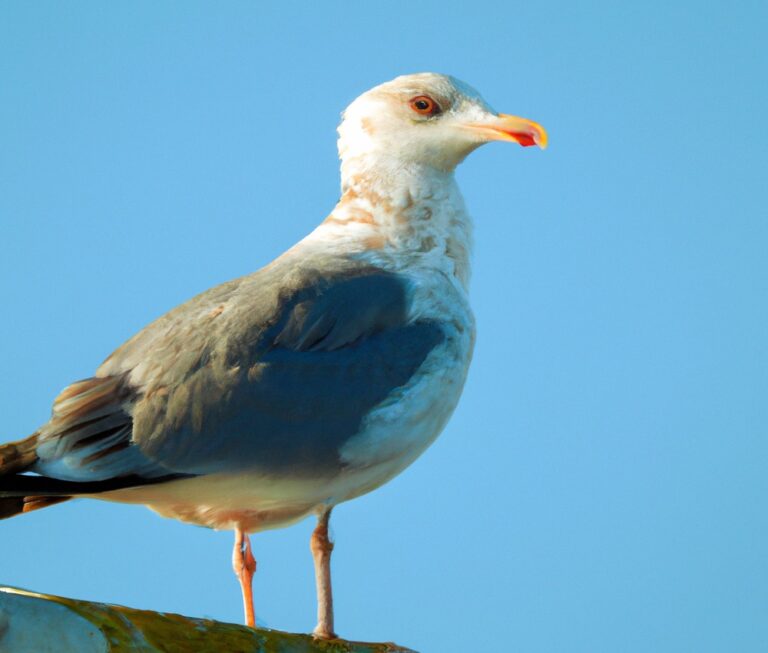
xmin=338 ymin=72 xmax=547 ymax=174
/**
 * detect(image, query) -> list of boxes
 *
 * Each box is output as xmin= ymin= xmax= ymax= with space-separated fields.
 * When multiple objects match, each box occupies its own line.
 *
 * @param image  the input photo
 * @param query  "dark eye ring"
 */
xmin=409 ymin=95 xmax=441 ymax=117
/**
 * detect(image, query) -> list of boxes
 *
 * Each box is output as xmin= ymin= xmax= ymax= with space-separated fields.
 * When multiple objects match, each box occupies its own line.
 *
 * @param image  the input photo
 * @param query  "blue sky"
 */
xmin=1 ymin=2 xmax=766 ymax=651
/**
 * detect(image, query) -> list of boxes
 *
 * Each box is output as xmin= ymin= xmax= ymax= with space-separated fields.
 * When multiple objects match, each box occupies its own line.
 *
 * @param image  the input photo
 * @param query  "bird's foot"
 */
xmin=310 ymin=508 xmax=336 ymax=640
xmin=233 ymin=528 xmax=257 ymax=627
xmin=312 ymin=626 xmax=338 ymax=640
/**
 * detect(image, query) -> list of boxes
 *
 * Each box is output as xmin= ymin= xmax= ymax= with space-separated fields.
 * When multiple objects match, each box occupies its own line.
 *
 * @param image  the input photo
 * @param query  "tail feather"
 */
xmin=0 ymin=434 xmax=39 ymax=475
xmin=0 ymin=495 xmax=72 ymax=520
xmin=0 ymin=432 xmax=191 ymax=520
xmin=0 ymin=432 xmax=63 ymax=520
xmin=0 ymin=496 xmax=25 ymax=519
xmin=0 ymin=470 xmax=192 ymax=520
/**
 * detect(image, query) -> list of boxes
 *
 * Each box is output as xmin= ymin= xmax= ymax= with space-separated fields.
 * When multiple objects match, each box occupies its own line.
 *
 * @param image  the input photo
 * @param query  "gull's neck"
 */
xmin=309 ymin=156 xmax=473 ymax=290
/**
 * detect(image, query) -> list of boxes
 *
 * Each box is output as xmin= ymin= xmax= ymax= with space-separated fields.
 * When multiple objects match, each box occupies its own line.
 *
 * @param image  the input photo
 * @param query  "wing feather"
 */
xmin=13 ymin=260 xmax=445 ymax=486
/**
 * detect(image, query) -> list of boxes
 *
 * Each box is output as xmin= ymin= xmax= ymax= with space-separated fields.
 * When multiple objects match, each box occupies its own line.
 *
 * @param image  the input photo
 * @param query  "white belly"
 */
xmin=98 ymin=453 xmax=421 ymax=533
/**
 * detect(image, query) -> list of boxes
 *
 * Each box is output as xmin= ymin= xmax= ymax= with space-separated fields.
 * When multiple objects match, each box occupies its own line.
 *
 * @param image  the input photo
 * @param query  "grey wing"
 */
xmin=131 ymin=268 xmax=446 ymax=475
xmin=31 ymin=263 xmax=445 ymax=482
xmin=29 ymin=275 xmax=247 ymax=484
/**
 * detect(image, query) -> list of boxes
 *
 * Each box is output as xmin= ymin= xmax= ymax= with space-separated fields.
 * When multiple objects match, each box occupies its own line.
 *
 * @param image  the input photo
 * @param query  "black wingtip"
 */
xmin=0 ymin=496 xmax=26 ymax=520
xmin=0 ymin=495 xmax=73 ymax=520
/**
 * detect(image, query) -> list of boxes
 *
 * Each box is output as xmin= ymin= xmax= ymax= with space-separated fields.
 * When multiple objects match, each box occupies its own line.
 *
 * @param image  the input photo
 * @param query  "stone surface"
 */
xmin=0 ymin=586 xmax=415 ymax=653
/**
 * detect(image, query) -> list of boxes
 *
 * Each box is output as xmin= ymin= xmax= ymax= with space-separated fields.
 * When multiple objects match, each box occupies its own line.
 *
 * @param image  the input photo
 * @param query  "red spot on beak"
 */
xmin=512 ymin=132 xmax=537 ymax=147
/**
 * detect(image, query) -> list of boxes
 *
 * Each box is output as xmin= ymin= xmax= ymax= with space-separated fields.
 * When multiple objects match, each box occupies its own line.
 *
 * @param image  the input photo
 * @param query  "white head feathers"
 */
xmin=337 ymin=73 xmax=499 ymax=180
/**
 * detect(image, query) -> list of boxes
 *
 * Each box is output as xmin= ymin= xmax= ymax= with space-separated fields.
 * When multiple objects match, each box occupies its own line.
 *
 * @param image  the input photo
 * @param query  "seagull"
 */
xmin=0 ymin=73 xmax=546 ymax=638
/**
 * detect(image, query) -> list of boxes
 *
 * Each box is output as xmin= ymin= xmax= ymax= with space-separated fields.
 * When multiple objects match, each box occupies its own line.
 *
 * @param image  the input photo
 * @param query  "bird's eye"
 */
xmin=409 ymin=96 xmax=441 ymax=117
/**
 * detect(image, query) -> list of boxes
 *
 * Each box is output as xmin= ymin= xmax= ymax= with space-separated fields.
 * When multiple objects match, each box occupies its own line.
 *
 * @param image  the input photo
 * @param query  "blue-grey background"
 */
xmin=1 ymin=3 xmax=766 ymax=651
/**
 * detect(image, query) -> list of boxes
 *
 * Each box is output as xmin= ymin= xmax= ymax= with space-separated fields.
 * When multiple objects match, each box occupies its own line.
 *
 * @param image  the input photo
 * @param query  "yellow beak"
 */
xmin=464 ymin=113 xmax=548 ymax=149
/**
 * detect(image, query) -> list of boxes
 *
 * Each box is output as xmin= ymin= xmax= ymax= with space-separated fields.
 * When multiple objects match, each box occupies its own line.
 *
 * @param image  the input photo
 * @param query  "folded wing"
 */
xmin=5 ymin=260 xmax=444 ymax=490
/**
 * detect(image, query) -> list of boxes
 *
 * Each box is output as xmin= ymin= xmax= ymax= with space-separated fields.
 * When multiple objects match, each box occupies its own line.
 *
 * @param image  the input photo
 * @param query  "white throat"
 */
xmin=308 ymin=151 xmax=473 ymax=290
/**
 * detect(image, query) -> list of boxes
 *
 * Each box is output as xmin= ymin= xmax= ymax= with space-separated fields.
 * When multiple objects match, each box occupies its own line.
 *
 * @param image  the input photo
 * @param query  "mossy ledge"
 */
xmin=0 ymin=586 xmax=416 ymax=653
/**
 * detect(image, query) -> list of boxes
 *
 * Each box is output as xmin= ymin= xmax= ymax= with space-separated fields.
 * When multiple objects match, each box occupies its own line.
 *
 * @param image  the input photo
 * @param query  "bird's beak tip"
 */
xmin=495 ymin=113 xmax=548 ymax=150
xmin=463 ymin=114 xmax=548 ymax=150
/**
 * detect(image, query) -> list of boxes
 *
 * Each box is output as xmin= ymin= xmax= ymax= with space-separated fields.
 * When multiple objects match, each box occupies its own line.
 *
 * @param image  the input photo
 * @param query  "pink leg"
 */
xmin=232 ymin=527 xmax=257 ymax=627
xmin=311 ymin=507 xmax=337 ymax=639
